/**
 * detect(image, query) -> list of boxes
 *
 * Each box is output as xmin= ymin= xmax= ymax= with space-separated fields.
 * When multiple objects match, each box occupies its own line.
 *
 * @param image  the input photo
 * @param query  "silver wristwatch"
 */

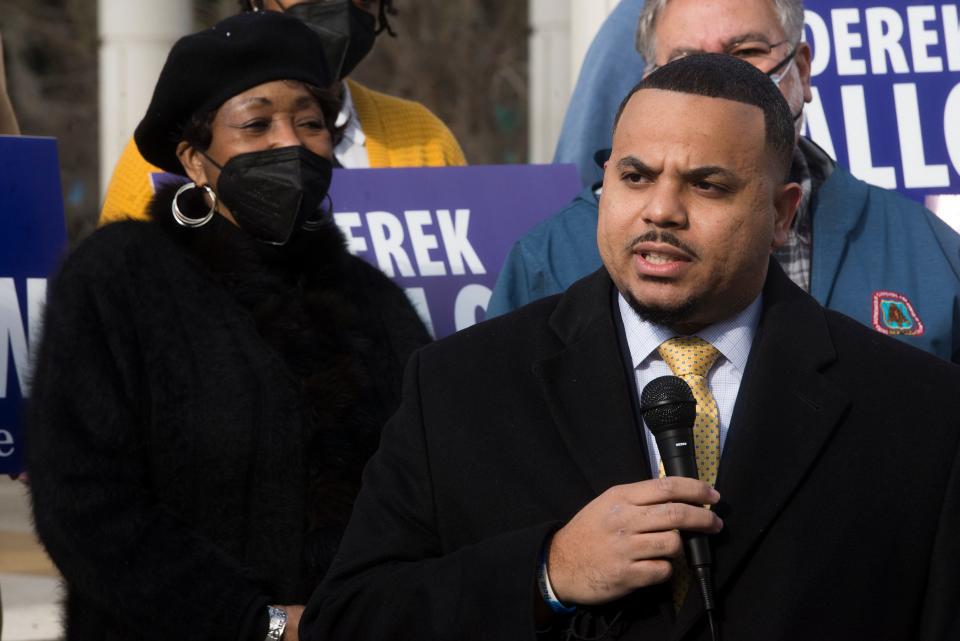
xmin=265 ymin=606 xmax=288 ymax=641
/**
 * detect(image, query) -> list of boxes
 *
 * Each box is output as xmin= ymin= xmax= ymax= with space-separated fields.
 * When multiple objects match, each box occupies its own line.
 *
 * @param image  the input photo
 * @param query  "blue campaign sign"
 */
xmin=802 ymin=1 xmax=959 ymax=219
xmin=0 ymin=136 xmax=67 ymax=475
xmin=329 ymin=164 xmax=580 ymax=339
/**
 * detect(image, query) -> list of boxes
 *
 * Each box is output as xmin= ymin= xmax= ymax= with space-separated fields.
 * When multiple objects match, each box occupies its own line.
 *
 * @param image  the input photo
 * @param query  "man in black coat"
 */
xmin=302 ymin=54 xmax=960 ymax=640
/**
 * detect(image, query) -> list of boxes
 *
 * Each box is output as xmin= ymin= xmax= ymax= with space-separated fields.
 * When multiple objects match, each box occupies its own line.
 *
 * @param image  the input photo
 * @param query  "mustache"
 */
xmin=627 ymin=230 xmax=700 ymax=260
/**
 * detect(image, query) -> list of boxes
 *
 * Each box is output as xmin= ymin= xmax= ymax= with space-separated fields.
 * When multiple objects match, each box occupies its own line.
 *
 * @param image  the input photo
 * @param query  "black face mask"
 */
xmin=204 ymin=146 xmax=333 ymax=246
xmin=342 ymin=4 xmax=377 ymax=78
xmin=284 ymin=1 xmax=377 ymax=79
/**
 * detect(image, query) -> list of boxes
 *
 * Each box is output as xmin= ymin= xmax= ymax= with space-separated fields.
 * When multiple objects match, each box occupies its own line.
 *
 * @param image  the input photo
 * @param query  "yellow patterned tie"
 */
xmin=656 ymin=336 xmax=722 ymax=611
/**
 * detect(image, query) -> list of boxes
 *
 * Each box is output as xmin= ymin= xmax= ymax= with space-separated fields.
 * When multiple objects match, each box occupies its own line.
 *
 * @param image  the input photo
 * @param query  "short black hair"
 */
xmin=613 ymin=53 xmax=796 ymax=179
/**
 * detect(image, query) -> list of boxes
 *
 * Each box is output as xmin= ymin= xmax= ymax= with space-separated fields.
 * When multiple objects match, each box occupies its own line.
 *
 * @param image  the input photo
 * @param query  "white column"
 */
xmin=98 ymin=0 xmax=191 ymax=196
xmin=529 ymin=0 xmax=571 ymax=164
xmin=528 ymin=0 xmax=619 ymax=164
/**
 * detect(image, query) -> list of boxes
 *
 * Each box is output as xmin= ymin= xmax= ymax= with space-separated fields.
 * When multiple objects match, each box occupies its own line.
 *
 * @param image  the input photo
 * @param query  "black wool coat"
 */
xmin=27 ymin=187 xmax=430 ymax=641
xmin=304 ymin=261 xmax=960 ymax=641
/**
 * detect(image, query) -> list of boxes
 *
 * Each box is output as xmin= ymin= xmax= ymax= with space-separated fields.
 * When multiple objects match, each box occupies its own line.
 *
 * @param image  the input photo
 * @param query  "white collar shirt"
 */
xmin=617 ymin=292 xmax=762 ymax=477
xmin=334 ymin=81 xmax=370 ymax=169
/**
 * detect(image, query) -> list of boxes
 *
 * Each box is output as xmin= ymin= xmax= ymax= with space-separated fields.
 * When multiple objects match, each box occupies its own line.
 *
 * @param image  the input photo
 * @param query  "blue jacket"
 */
xmin=488 ymin=164 xmax=960 ymax=363
xmin=552 ymin=0 xmax=646 ymax=188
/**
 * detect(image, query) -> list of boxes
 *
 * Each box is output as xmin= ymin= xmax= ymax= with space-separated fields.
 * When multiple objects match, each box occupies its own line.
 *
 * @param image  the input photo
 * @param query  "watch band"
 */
xmin=265 ymin=605 xmax=288 ymax=641
xmin=538 ymin=550 xmax=577 ymax=615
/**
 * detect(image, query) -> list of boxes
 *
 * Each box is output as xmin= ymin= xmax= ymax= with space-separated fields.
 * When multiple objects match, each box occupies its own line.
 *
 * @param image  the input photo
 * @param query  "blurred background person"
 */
xmin=27 ymin=11 xmax=429 ymax=641
xmin=0 ymin=32 xmax=19 ymax=135
xmin=551 ymin=0 xmax=644 ymax=189
xmin=99 ymin=0 xmax=466 ymax=224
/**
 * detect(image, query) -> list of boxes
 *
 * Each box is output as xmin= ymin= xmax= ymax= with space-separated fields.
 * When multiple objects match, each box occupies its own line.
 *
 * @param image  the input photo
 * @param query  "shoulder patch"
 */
xmin=872 ymin=291 xmax=924 ymax=336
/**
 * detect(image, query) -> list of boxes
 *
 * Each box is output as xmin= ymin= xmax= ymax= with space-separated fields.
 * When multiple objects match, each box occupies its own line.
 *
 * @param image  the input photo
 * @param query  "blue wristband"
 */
xmin=538 ymin=545 xmax=577 ymax=615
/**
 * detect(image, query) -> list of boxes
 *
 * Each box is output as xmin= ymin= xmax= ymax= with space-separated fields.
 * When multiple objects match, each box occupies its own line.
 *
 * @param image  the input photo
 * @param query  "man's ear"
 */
xmin=772 ymin=181 xmax=802 ymax=249
xmin=795 ymin=42 xmax=813 ymax=103
xmin=176 ymin=141 xmax=209 ymax=186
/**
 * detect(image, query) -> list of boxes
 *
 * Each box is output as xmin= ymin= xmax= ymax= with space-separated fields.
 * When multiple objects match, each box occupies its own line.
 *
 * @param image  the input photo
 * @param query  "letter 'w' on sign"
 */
xmin=0 ymin=135 xmax=68 ymax=475
xmin=0 ymin=278 xmax=47 ymax=399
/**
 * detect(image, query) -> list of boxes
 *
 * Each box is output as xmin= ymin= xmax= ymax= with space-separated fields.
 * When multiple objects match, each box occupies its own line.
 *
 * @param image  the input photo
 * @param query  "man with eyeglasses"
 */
xmin=490 ymin=0 xmax=960 ymax=366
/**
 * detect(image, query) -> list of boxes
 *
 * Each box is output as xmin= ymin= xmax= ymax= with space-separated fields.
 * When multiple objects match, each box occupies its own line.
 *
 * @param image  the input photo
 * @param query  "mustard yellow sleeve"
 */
xmin=99 ymin=138 xmax=164 ymax=225
xmin=347 ymin=79 xmax=467 ymax=168
xmin=436 ymin=120 xmax=466 ymax=167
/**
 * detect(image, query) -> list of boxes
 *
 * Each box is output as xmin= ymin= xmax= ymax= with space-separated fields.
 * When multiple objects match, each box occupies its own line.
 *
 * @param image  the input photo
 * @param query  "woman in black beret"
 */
xmin=27 ymin=11 xmax=429 ymax=641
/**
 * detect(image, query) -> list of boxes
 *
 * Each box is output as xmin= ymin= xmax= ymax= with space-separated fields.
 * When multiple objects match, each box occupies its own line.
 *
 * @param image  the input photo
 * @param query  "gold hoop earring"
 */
xmin=171 ymin=182 xmax=216 ymax=228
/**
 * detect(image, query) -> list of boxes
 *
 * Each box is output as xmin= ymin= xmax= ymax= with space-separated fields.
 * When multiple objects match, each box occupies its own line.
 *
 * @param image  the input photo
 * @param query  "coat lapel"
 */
xmin=673 ymin=261 xmax=851 ymax=638
xmin=533 ymin=270 xmax=653 ymax=496
xmin=536 ymin=265 xmax=852 ymax=639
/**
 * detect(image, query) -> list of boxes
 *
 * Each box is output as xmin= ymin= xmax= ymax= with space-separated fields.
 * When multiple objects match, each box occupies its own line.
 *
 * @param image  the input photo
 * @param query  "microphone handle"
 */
xmin=653 ymin=428 xmax=713 ymax=570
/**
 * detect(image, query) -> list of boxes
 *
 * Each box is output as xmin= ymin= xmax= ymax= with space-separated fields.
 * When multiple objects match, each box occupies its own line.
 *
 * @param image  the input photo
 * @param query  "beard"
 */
xmin=621 ymin=286 xmax=700 ymax=330
xmin=618 ymin=229 xmax=703 ymax=329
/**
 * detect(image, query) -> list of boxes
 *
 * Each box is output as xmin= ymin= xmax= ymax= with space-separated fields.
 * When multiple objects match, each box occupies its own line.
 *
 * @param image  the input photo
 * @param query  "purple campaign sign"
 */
xmin=802 ymin=1 xmax=959 ymax=227
xmin=0 ymin=136 xmax=67 ymax=475
xmin=329 ymin=164 xmax=580 ymax=338
xmin=140 ymin=163 xmax=581 ymax=337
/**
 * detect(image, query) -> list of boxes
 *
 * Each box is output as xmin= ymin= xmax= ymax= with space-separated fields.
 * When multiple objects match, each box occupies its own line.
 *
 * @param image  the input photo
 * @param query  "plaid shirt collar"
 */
xmin=773 ymin=137 xmax=835 ymax=292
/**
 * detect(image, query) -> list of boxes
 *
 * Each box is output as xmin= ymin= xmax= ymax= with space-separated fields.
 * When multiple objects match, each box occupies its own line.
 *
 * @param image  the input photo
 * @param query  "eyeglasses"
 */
xmin=764 ymin=44 xmax=798 ymax=87
xmin=646 ymin=39 xmax=798 ymax=82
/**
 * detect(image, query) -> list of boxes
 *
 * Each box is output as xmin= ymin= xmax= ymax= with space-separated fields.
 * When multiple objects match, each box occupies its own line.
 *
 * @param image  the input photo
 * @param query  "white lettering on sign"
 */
xmin=807 ymin=6 xmax=959 ymax=76
xmin=945 ymin=5 xmax=960 ymax=70
xmin=404 ymin=210 xmax=447 ymax=277
xmin=436 ymin=209 xmax=486 ymax=276
xmin=0 ymin=278 xmax=46 ymax=399
xmin=865 ymin=8 xmax=910 ymax=74
xmin=0 ymin=429 xmax=13 ymax=458
xmin=908 ymin=5 xmax=945 ymax=72
xmin=840 ymin=85 xmax=898 ymax=188
xmin=334 ymin=209 xmax=486 ymax=278
xmin=805 ymin=79 xmax=960 ymax=189
xmin=366 ymin=211 xmax=416 ymax=278
xmin=833 ymin=8 xmax=869 ymax=75
xmin=801 ymin=6 xmax=959 ymax=191
xmin=403 ymin=287 xmax=436 ymax=338
xmin=805 ymin=9 xmax=832 ymax=76
xmin=895 ymin=83 xmax=951 ymax=187
xmin=945 ymin=83 xmax=960 ymax=176
xmin=454 ymin=284 xmax=492 ymax=331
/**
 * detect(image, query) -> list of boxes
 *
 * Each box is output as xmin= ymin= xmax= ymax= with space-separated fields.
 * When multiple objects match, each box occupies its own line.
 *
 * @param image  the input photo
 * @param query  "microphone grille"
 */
xmin=639 ymin=375 xmax=697 ymax=435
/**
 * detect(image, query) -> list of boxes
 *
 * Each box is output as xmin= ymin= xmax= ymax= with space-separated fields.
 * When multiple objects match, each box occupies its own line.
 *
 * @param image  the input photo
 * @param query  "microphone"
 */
xmin=639 ymin=375 xmax=719 ymax=632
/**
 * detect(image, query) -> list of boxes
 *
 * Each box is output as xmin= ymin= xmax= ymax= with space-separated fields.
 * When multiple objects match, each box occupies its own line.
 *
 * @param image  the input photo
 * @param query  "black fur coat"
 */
xmin=27 ymin=185 xmax=430 ymax=641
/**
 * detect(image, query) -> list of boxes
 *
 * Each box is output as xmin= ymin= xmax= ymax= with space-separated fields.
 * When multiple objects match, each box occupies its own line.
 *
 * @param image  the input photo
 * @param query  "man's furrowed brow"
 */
xmin=682 ymin=165 xmax=745 ymax=187
xmin=616 ymin=156 xmax=658 ymax=175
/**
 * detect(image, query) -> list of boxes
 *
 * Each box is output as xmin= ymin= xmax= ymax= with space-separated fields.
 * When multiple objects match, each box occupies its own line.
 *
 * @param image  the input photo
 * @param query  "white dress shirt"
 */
xmin=617 ymin=293 xmax=762 ymax=477
xmin=334 ymin=81 xmax=370 ymax=169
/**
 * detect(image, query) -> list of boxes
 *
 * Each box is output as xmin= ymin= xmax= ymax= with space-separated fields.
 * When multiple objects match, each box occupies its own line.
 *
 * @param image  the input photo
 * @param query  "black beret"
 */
xmin=135 ymin=11 xmax=332 ymax=175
